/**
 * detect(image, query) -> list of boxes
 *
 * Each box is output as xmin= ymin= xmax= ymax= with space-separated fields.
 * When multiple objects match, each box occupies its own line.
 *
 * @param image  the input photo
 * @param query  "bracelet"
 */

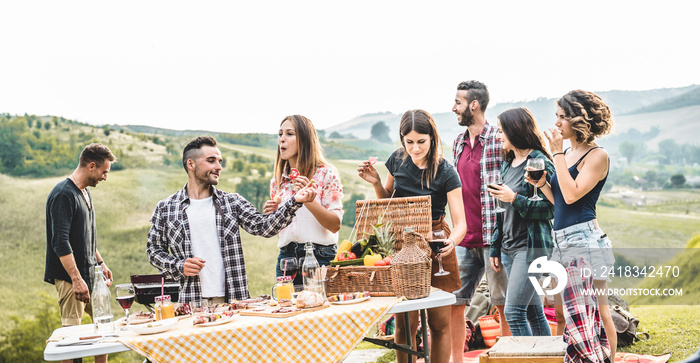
xmin=97 ymin=260 xmax=104 ymax=265
xmin=552 ymin=152 xmax=565 ymax=157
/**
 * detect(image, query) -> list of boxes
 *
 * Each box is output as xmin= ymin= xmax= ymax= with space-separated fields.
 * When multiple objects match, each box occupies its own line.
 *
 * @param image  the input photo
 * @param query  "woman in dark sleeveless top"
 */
xmin=529 ymin=90 xmax=617 ymax=358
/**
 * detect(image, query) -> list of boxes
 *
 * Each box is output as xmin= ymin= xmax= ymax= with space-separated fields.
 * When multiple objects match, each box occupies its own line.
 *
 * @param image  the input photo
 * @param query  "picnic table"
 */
xmin=45 ymin=290 xmax=455 ymax=363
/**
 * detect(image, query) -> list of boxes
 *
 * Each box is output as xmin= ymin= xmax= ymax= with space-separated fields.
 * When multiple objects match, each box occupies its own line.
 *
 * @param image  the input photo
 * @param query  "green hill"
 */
xmin=627 ymin=235 xmax=700 ymax=305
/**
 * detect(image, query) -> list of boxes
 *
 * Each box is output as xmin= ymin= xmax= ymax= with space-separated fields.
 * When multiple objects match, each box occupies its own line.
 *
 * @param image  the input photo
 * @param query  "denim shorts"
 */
xmin=551 ymin=220 xmax=615 ymax=282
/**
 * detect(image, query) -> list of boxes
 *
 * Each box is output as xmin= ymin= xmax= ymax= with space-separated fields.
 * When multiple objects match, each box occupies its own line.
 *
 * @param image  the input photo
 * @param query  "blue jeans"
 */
xmin=454 ymin=246 xmax=508 ymax=306
xmin=276 ymin=242 xmax=337 ymax=286
xmin=502 ymin=249 xmax=551 ymax=336
xmin=453 ymin=246 xmax=485 ymax=305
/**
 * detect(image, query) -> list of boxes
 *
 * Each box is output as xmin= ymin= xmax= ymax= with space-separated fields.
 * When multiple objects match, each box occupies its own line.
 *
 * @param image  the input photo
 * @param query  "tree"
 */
xmin=370 ymin=121 xmax=392 ymax=143
xmin=658 ymin=139 xmax=679 ymax=164
xmin=43 ymin=121 xmax=51 ymax=130
xmin=34 ymin=120 xmax=43 ymax=129
xmin=0 ymin=118 xmax=30 ymax=171
xmin=236 ymin=176 xmax=270 ymax=212
xmin=670 ymin=174 xmax=686 ymax=188
xmin=342 ymin=193 xmax=365 ymax=227
xmin=645 ymin=170 xmax=658 ymax=186
xmin=619 ymin=141 xmax=636 ymax=164
xmin=329 ymin=131 xmax=343 ymax=139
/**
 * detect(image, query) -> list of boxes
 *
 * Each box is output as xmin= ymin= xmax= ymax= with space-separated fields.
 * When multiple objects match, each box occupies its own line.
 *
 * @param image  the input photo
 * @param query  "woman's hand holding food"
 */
xmin=293 ymin=181 xmax=318 ymax=204
xmin=357 ymin=159 xmax=380 ymax=185
xmin=292 ymin=175 xmax=309 ymax=191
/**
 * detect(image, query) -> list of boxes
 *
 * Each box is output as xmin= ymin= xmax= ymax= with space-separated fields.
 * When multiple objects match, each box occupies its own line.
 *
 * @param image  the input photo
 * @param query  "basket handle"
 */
xmin=330 ymin=267 xmax=340 ymax=280
xmin=369 ymin=271 xmax=376 ymax=285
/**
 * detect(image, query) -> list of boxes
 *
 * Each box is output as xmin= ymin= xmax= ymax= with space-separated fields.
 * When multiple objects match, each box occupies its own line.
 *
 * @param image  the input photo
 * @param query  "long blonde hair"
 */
xmin=274 ymin=115 xmax=328 ymax=187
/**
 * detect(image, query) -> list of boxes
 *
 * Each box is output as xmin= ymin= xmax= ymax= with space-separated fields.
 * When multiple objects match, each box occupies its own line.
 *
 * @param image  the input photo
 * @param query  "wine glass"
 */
xmin=526 ymin=158 xmax=545 ymax=201
xmin=115 ymin=283 xmax=135 ymax=330
xmin=279 ymin=257 xmax=299 ymax=282
xmin=487 ymin=172 xmax=506 ymax=213
xmin=429 ymin=230 xmax=450 ymax=276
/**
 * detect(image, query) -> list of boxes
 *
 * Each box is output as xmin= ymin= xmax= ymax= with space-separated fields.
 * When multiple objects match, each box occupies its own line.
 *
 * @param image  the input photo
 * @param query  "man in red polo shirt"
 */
xmin=450 ymin=81 xmax=510 ymax=361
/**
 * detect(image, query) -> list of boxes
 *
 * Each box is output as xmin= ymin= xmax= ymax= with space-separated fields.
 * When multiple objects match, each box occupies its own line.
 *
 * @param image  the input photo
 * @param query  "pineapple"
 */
xmin=371 ymin=220 xmax=395 ymax=257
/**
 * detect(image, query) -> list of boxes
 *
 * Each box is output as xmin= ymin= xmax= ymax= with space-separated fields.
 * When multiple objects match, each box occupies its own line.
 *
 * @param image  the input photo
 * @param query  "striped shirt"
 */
xmin=452 ymin=122 xmax=502 ymax=247
xmin=147 ymin=184 xmax=302 ymax=303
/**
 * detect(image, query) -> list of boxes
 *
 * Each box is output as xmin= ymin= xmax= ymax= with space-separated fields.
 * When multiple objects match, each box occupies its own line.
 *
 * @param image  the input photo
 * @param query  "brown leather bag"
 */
xmin=430 ymin=216 xmax=462 ymax=292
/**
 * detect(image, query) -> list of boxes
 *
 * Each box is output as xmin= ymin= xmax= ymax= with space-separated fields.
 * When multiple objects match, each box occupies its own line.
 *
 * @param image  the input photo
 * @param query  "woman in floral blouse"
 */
xmin=264 ymin=115 xmax=344 ymax=285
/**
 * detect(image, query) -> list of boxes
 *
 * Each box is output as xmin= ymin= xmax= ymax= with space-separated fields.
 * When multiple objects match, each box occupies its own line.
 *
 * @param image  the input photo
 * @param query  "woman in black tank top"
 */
xmin=527 ymin=90 xmax=617 ymax=359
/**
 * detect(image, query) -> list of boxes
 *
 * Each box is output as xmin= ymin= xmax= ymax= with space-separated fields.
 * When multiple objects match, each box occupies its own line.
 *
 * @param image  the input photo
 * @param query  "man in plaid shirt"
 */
xmin=450 ymin=81 xmax=510 ymax=361
xmin=147 ymin=136 xmax=317 ymax=303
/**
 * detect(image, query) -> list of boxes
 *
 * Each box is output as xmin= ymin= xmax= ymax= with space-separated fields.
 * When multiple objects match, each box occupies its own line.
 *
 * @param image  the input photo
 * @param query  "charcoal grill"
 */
xmin=130 ymin=274 xmax=180 ymax=307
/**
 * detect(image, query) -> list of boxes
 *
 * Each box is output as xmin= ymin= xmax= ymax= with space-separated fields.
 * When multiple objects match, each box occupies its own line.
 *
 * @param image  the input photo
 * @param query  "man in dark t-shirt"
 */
xmin=45 ymin=143 xmax=116 ymax=363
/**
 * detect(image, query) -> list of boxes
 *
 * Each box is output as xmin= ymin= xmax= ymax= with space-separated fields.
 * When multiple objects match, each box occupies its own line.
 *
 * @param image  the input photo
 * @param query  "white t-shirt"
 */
xmin=186 ymin=197 xmax=225 ymax=298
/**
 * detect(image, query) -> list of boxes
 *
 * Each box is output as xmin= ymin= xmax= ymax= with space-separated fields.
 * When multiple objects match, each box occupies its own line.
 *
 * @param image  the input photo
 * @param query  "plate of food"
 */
xmin=128 ymin=317 xmax=179 ymax=335
xmin=116 ymin=311 xmax=155 ymax=325
xmin=328 ymin=291 xmax=371 ymax=305
xmin=193 ymin=313 xmax=236 ymax=327
xmin=330 ymin=296 xmax=370 ymax=305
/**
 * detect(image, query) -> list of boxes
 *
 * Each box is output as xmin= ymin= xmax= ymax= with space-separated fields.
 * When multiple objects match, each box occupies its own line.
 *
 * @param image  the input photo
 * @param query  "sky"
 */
xmin=1 ymin=1 xmax=698 ymax=134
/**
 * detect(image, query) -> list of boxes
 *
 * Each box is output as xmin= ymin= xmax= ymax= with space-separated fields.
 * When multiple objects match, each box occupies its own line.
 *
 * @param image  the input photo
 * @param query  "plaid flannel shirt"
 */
xmin=563 ymin=258 xmax=611 ymax=363
xmin=490 ymin=149 xmax=555 ymax=263
xmin=452 ymin=122 xmax=502 ymax=246
xmin=146 ymin=184 xmax=302 ymax=303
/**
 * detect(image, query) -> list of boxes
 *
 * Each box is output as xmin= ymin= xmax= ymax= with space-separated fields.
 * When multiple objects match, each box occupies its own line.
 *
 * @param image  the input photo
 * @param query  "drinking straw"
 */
xmin=161 ymin=277 xmax=164 ymax=298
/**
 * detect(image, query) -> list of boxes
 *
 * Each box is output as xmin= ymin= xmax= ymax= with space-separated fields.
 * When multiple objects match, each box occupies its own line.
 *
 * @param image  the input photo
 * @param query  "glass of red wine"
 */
xmin=526 ymin=158 xmax=545 ymax=201
xmin=429 ymin=230 xmax=450 ymax=276
xmin=115 ymin=283 xmax=135 ymax=330
xmin=487 ymin=172 xmax=506 ymax=213
xmin=279 ymin=257 xmax=299 ymax=283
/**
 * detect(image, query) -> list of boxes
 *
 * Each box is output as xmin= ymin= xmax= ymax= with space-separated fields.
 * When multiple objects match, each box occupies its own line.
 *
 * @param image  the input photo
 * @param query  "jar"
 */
xmin=391 ymin=227 xmax=431 ymax=299
xmin=272 ymin=275 xmax=294 ymax=301
xmin=154 ymin=295 xmax=175 ymax=320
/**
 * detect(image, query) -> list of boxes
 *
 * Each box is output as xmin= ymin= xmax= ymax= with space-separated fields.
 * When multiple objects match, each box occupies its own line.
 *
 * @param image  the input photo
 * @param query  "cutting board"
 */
xmin=239 ymin=303 xmax=330 ymax=318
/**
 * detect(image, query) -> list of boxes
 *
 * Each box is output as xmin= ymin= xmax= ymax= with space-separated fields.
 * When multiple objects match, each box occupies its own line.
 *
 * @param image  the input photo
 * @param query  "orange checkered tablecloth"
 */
xmin=117 ymin=296 xmax=401 ymax=363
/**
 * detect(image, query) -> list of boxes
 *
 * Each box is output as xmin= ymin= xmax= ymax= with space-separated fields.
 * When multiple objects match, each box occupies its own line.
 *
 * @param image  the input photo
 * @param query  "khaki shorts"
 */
xmin=55 ymin=279 xmax=93 ymax=326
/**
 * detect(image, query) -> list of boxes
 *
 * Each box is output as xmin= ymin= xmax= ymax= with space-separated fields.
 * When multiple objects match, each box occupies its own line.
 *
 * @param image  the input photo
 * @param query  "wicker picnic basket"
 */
xmin=325 ymin=196 xmax=432 ymax=296
xmin=326 ymin=265 xmax=394 ymax=296
xmin=391 ymin=228 xmax=432 ymax=299
xmin=354 ymin=195 xmax=432 ymax=252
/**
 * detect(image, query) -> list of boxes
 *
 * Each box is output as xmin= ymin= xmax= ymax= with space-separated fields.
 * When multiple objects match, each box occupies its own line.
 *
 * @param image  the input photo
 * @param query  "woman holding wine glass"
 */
xmin=529 ymin=90 xmax=617 ymax=357
xmin=358 ymin=109 xmax=466 ymax=363
xmin=264 ymin=115 xmax=344 ymax=285
xmin=486 ymin=107 xmax=554 ymax=336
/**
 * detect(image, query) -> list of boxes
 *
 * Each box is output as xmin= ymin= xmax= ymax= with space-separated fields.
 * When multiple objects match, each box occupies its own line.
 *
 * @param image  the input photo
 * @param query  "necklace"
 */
xmin=70 ymin=176 xmax=91 ymax=208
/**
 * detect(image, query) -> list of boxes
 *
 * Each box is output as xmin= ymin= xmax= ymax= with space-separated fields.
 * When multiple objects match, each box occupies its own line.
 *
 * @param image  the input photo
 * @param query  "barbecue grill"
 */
xmin=130 ymin=274 xmax=180 ymax=307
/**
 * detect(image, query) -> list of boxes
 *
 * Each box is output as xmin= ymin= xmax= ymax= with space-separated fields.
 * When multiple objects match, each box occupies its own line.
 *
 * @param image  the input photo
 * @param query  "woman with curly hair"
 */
xmin=529 ymin=90 xmax=616 ymax=359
